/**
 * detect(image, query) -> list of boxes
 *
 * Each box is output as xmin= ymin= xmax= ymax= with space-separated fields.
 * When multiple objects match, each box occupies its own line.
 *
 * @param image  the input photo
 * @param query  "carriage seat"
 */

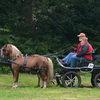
xmin=93 ymin=55 xmax=100 ymax=61
xmin=78 ymin=49 xmax=96 ymax=67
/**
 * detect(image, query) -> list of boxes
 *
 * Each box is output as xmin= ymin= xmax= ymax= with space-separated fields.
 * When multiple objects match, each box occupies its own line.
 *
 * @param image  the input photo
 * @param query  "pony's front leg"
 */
xmin=12 ymin=71 xmax=19 ymax=88
xmin=13 ymin=82 xmax=18 ymax=88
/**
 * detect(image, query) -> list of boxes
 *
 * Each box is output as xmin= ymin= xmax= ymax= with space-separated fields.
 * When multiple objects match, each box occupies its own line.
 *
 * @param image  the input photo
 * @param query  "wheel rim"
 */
xmin=96 ymin=77 xmax=100 ymax=88
xmin=63 ymin=72 xmax=81 ymax=88
xmin=94 ymin=73 xmax=100 ymax=89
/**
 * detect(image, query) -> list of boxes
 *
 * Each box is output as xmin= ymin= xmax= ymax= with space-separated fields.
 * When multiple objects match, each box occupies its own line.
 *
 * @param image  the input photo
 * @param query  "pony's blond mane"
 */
xmin=8 ymin=44 xmax=22 ymax=59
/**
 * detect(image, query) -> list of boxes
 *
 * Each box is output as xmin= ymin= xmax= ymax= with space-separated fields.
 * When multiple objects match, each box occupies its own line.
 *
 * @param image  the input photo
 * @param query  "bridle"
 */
xmin=2 ymin=46 xmax=9 ymax=57
xmin=1 ymin=45 xmax=19 ymax=60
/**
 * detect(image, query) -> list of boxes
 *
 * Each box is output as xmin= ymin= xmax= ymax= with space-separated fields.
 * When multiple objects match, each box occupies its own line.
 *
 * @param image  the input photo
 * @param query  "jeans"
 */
xmin=63 ymin=52 xmax=75 ymax=65
xmin=70 ymin=56 xmax=89 ymax=67
xmin=63 ymin=52 xmax=90 ymax=67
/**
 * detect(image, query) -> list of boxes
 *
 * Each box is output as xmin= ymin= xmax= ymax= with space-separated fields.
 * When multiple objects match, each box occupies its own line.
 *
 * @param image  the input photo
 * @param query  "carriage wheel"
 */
xmin=91 ymin=78 xmax=95 ymax=87
xmin=91 ymin=77 xmax=95 ymax=87
xmin=62 ymin=71 xmax=81 ymax=88
xmin=94 ymin=73 xmax=100 ymax=89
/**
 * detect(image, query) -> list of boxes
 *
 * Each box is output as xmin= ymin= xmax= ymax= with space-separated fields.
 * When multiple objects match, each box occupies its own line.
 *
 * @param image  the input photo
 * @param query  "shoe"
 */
xmin=59 ymin=59 xmax=66 ymax=65
xmin=62 ymin=61 xmax=66 ymax=65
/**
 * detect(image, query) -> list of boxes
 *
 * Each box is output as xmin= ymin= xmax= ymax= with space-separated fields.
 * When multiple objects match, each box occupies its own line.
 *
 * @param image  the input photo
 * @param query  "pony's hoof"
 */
xmin=40 ymin=86 xmax=43 ymax=88
xmin=43 ymin=87 xmax=46 ymax=89
xmin=37 ymin=85 xmax=40 ymax=87
xmin=12 ymin=86 xmax=16 ymax=89
xmin=12 ymin=86 xmax=18 ymax=89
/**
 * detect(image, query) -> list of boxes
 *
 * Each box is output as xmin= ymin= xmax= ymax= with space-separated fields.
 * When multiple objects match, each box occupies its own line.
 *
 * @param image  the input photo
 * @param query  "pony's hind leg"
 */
xmin=37 ymin=74 xmax=40 ymax=87
xmin=40 ymin=80 xmax=46 ymax=89
xmin=40 ymin=80 xmax=44 ymax=88
xmin=40 ymin=71 xmax=47 ymax=88
xmin=43 ymin=81 xmax=46 ymax=89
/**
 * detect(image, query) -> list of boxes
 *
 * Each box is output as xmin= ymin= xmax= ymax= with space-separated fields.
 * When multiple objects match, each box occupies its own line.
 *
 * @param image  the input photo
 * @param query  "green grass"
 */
xmin=0 ymin=73 xmax=100 ymax=100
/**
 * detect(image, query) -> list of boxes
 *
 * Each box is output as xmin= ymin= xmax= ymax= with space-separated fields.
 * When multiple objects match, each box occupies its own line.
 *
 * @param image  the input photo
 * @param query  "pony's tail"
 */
xmin=46 ymin=57 xmax=54 ymax=86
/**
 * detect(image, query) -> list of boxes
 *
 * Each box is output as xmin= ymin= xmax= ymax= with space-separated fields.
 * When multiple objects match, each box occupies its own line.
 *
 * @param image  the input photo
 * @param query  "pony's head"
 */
xmin=1 ymin=44 xmax=8 ymax=57
xmin=0 ymin=44 xmax=22 ymax=60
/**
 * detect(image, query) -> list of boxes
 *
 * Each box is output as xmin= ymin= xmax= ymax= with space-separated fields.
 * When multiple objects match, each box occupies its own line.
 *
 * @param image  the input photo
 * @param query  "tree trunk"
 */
xmin=25 ymin=2 xmax=36 ymax=34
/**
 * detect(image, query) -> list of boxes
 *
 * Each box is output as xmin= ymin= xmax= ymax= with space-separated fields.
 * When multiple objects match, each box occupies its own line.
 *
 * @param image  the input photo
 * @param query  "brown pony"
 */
xmin=0 ymin=44 xmax=54 ymax=88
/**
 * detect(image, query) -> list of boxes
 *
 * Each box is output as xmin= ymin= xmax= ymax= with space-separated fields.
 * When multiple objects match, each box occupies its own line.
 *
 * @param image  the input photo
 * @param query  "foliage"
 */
xmin=0 ymin=0 xmax=100 ymax=73
xmin=0 ymin=65 xmax=11 ymax=74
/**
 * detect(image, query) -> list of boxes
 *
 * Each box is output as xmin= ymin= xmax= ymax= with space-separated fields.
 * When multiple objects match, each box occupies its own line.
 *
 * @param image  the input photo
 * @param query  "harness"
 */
xmin=23 ymin=54 xmax=28 ymax=67
xmin=8 ymin=55 xmax=47 ymax=74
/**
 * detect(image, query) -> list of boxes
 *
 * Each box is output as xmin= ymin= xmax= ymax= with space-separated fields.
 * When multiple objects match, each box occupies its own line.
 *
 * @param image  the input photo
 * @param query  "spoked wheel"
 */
xmin=62 ymin=71 xmax=81 ymax=88
xmin=94 ymin=73 xmax=100 ymax=89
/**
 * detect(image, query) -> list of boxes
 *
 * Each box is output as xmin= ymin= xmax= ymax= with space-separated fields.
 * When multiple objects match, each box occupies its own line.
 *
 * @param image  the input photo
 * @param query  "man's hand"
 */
xmin=71 ymin=47 xmax=76 ymax=51
xmin=73 ymin=54 xmax=77 ymax=56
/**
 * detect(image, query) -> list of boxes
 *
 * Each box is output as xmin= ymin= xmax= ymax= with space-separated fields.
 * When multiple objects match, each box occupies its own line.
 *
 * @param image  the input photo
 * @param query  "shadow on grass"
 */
xmin=80 ymin=85 xmax=94 ymax=88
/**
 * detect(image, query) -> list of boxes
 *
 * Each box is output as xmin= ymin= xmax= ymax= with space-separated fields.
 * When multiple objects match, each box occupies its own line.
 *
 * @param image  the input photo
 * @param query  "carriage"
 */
xmin=55 ymin=50 xmax=100 ymax=89
xmin=1 ymin=44 xmax=100 ymax=89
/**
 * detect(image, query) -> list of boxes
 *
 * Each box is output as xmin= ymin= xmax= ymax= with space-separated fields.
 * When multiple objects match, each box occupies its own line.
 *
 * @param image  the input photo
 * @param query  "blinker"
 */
xmin=3 ymin=49 xmax=6 ymax=52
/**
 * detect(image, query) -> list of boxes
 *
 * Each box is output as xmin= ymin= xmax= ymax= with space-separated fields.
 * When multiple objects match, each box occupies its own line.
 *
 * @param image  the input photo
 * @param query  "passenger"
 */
xmin=60 ymin=33 xmax=86 ymax=65
xmin=60 ymin=36 xmax=93 ymax=67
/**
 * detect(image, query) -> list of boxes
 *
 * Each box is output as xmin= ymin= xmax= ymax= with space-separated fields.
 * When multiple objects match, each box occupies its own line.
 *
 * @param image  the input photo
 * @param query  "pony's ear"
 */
xmin=5 ymin=44 xmax=7 ymax=47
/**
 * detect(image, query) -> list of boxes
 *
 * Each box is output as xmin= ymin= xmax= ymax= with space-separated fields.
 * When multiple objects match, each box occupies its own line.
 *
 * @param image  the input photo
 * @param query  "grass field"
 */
xmin=0 ymin=73 xmax=100 ymax=100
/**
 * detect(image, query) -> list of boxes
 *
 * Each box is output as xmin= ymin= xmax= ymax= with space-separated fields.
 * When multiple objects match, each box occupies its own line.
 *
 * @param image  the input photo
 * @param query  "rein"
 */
xmin=62 ymin=47 xmax=72 ymax=55
xmin=42 ymin=47 xmax=72 ymax=57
